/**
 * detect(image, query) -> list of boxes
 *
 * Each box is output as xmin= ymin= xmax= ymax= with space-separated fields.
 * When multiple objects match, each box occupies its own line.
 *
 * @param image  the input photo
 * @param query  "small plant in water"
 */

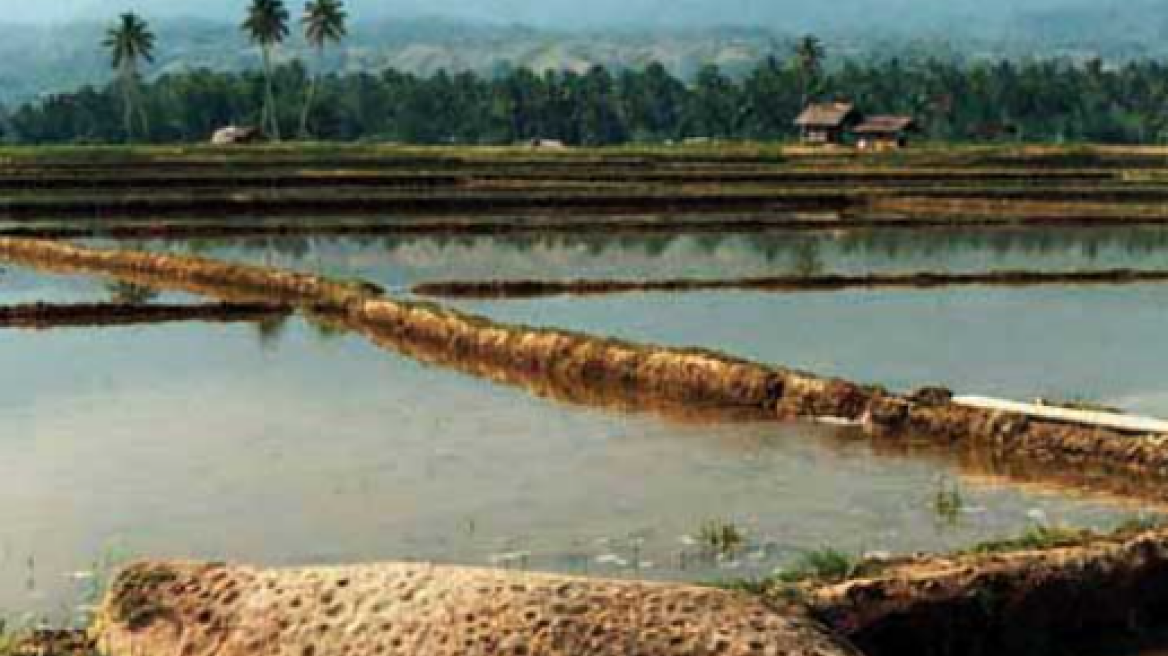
xmin=696 ymin=520 xmax=746 ymax=557
xmin=932 ymin=476 xmax=965 ymax=527
xmin=968 ymin=523 xmax=1092 ymax=555
xmin=0 ymin=620 xmax=13 ymax=656
xmin=1117 ymin=516 xmax=1164 ymax=534
xmin=777 ymin=547 xmax=861 ymax=584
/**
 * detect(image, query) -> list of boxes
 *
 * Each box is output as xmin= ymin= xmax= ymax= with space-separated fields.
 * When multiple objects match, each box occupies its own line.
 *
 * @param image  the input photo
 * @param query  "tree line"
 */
xmin=99 ymin=0 xmax=347 ymax=143
xmin=8 ymin=2 xmax=1168 ymax=146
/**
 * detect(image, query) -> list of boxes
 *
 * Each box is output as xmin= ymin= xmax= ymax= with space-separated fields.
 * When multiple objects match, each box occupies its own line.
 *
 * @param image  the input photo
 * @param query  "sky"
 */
xmin=0 ymin=0 xmax=1121 ymax=29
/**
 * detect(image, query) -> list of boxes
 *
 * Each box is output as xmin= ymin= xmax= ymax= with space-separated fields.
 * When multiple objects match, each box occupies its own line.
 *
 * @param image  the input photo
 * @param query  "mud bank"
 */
xmin=411 ymin=269 xmax=1168 ymax=299
xmin=869 ymin=196 xmax=1168 ymax=222
xmin=0 ymin=301 xmax=289 ymax=329
xmin=0 ymin=169 xmax=1112 ymax=192
xmin=0 ymin=213 xmax=871 ymax=241
xmin=92 ymin=561 xmax=858 ymax=656
xmin=803 ymin=527 xmax=1168 ymax=656
xmin=0 ymin=237 xmax=382 ymax=306
xmin=4 ymin=237 xmax=1167 ymax=488
xmin=308 ymin=310 xmax=780 ymax=423
xmin=0 ymin=189 xmax=850 ymax=219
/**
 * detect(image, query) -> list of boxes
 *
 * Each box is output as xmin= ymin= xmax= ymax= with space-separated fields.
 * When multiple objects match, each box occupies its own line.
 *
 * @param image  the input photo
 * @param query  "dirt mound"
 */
xmin=95 ymin=561 xmax=859 ymax=656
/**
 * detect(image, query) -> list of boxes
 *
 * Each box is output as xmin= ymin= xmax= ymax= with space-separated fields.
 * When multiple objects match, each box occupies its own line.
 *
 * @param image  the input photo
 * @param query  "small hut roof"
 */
xmin=794 ymin=102 xmax=859 ymax=128
xmin=853 ymin=116 xmax=918 ymax=135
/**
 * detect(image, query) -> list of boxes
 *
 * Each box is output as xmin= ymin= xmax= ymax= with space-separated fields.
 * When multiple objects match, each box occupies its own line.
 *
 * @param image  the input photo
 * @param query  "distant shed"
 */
xmin=794 ymin=102 xmax=861 ymax=145
xmin=853 ymin=115 xmax=918 ymax=150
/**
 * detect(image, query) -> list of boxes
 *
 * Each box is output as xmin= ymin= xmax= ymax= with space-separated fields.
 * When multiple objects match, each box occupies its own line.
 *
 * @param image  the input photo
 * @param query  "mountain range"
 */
xmin=1 ymin=0 xmax=1143 ymax=31
xmin=0 ymin=1 xmax=1163 ymax=104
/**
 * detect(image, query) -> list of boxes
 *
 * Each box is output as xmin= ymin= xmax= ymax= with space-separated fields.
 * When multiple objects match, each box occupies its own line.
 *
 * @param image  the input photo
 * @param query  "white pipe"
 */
xmin=954 ymin=395 xmax=1168 ymax=435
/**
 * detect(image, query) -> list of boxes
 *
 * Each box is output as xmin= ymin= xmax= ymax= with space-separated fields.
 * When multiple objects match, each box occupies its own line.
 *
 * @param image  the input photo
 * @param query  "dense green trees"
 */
xmin=102 ymin=12 xmax=156 ymax=142
xmin=10 ymin=55 xmax=1168 ymax=146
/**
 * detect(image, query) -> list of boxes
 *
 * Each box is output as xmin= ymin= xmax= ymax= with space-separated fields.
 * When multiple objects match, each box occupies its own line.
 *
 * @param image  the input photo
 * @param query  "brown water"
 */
xmin=0 ymin=316 xmax=1148 ymax=624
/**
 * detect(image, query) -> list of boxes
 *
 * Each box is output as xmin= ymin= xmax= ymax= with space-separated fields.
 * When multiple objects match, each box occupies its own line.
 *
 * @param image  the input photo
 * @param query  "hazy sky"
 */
xmin=0 ymin=0 xmax=1116 ymax=28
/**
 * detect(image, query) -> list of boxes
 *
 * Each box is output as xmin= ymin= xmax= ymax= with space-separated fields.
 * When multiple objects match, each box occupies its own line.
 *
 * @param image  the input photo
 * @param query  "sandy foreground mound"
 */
xmin=94 ymin=560 xmax=859 ymax=656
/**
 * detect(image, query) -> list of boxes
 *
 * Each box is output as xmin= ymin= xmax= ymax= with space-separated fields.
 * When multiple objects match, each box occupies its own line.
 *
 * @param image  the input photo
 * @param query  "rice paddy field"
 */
xmin=5 ymin=144 xmax=1168 ymax=654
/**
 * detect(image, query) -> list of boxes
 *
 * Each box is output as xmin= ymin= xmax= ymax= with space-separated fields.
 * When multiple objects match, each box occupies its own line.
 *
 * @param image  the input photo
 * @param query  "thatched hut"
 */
xmin=853 ymin=116 xmax=918 ymax=150
xmin=794 ymin=102 xmax=861 ymax=145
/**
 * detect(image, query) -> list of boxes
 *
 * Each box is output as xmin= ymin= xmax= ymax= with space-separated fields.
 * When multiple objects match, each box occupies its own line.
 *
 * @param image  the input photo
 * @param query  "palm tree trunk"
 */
xmin=137 ymin=94 xmax=150 ymax=139
xmin=262 ymin=46 xmax=280 ymax=141
xmin=299 ymin=46 xmax=324 ymax=140
xmin=131 ymin=73 xmax=150 ymax=140
xmin=121 ymin=68 xmax=134 ymax=143
xmin=800 ymin=66 xmax=813 ymax=107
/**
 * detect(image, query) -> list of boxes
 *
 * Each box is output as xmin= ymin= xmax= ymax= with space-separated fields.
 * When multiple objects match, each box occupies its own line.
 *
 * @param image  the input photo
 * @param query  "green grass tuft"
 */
xmin=696 ymin=520 xmax=747 ymax=556
xmin=966 ymin=524 xmax=1094 ymax=555
xmin=932 ymin=477 xmax=965 ymax=527
xmin=776 ymin=547 xmax=863 ymax=584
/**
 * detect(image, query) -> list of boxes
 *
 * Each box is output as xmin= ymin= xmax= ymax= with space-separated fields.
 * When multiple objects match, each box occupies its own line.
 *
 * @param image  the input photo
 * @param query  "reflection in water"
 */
xmin=108 ymin=225 xmax=1168 ymax=290
xmin=0 ymin=319 xmax=1149 ymax=620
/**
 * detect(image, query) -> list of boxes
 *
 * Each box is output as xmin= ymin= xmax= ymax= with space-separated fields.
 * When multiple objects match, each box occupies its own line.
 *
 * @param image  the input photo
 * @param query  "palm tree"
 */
xmin=242 ymin=0 xmax=291 ymax=140
xmin=793 ymin=35 xmax=826 ymax=106
xmin=103 ymin=12 xmax=156 ymax=142
xmin=299 ymin=0 xmax=348 ymax=138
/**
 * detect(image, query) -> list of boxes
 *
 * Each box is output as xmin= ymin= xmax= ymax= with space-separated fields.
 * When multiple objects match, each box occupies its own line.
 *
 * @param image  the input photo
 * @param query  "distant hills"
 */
xmin=0 ymin=0 xmax=1165 ymax=105
xmin=4 ymin=0 xmax=1154 ymax=33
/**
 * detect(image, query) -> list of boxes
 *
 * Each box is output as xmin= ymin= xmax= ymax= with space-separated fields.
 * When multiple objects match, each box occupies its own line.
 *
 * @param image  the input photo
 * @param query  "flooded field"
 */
xmin=103 ymin=224 xmax=1168 ymax=290
xmin=6 ymin=220 xmax=1168 ymax=656
xmin=453 ymin=284 xmax=1168 ymax=416
xmin=0 ymin=314 xmax=1147 ymax=621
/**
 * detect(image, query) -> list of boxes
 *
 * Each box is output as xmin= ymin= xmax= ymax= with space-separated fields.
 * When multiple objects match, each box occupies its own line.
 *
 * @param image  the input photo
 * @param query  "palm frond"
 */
xmin=243 ymin=0 xmax=292 ymax=46
xmin=302 ymin=0 xmax=348 ymax=49
xmin=104 ymin=12 xmax=156 ymax=70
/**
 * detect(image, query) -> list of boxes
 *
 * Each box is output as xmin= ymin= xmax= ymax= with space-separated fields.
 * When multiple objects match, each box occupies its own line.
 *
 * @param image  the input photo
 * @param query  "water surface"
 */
xmin=0 ymin=318 xmax=1146 ymax=621
xmin=0 ymin=263 xmax=195 ymax=305
xmin=0 ymin=265 xmax=118 ymax=304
